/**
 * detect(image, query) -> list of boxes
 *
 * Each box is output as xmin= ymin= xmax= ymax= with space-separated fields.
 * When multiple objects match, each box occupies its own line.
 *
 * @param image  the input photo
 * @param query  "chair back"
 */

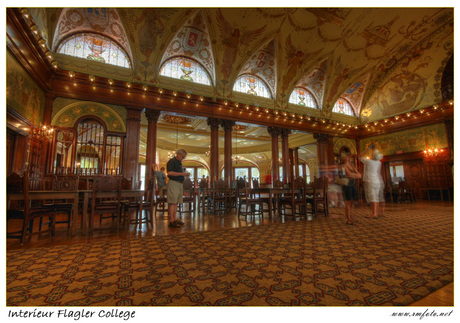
xmin=54 ymin=175 xmax=79 ymax=191
xmin=273 ymin=179 xmax=283 ymax=188
xmin=236 ymin=177 xmax=246 ymax=189
xmin=7 ymin=172 xmax=24 ymax=193
xmin=252 ymin=178 xmax=260 ymax=188
xmin=7 ymin=172 xmax=30 ymax=214
xmin=288 ymin=176 xmax=306 ymax=201
xmin=199 ymin=179 xmax=208 ymax=189
xmin=313 ymin=176 xmax=328 ymax=197
xmin=121 ymin=177 xmax=133 ymax=190
xmin=214 ymin=179 xmax=227 ymax=189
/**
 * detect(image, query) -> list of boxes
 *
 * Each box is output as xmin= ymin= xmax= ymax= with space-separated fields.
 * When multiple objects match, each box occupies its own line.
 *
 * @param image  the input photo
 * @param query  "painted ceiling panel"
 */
xmin=38 ymin=7 xmax=452 ymax=124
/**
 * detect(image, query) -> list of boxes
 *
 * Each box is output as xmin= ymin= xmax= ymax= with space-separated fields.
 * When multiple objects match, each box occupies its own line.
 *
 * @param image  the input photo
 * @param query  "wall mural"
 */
xmin=6 ymin=51 xmax=45 ymax=125
xmin=51 ymin=101 xmax=126 ymax=132
xmin=359 ymin=123 xmax=447 ymax=156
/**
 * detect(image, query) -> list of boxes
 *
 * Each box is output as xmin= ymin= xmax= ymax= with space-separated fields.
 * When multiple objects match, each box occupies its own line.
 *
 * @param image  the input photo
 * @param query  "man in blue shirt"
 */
xmin=166 ymin=149 xmax=190 ymax=227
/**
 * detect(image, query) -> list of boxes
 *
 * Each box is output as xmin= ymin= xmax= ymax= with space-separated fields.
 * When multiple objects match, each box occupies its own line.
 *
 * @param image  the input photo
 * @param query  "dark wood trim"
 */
xmin=6 ymin=8 xmax=52 ymax=91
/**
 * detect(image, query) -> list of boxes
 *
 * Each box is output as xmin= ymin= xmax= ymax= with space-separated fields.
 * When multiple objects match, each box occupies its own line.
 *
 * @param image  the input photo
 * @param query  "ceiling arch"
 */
xmin=38 ymin=7 xmax=454 ymax=124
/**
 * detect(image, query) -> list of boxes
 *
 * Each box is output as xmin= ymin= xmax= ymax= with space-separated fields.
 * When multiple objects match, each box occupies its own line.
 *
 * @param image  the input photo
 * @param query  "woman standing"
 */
xmin=339 ymin=153 xmax=362 ymax=225
xmin=359 ymin=145 xmax=385 ymax=218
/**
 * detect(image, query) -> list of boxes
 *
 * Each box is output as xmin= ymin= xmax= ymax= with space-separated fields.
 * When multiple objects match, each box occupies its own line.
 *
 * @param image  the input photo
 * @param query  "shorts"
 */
xmin=342 ymin=180 xmax=358 ymax=201
xmin=364 ymin=181 xmax=385 ymax=203
xmin=167 ymin=179 xmax=183 ymax=204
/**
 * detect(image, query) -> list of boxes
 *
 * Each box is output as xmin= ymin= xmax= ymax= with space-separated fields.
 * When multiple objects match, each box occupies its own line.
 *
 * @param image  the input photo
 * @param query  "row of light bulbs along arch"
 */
xmin=69 ymin=70 xmax=453 ymax=131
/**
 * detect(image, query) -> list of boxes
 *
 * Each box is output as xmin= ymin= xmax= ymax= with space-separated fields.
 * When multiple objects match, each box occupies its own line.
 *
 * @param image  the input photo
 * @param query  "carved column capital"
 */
xmin=280 ymin=128 xmax=291 ymax=138
xmin=313 ymin=133 xmax=329 ymax=144
xmin=221 ymin=119 xmax=236 ymax=132
xmin=145 ymin=109 xmax=161 ymax=123
xmin=267 ymin=126 xmax=281 ymax=137
xmin=207 ymin=117 xmax=221 ymax=131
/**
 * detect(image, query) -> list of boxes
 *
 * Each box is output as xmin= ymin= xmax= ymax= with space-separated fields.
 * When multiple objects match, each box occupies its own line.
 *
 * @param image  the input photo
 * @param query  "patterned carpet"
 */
xmin=6 ymin=204 xmax=453 ymax=306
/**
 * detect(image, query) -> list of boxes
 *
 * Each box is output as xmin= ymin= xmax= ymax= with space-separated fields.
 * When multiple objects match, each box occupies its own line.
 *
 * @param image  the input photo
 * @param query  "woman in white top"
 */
xmin=359 ymin=145 xmax=385 ymax=218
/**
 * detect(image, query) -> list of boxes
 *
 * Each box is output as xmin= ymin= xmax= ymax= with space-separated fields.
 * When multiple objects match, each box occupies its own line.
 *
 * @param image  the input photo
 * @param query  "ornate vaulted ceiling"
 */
xmin=31 ymin=7 xmax=453 ymax=124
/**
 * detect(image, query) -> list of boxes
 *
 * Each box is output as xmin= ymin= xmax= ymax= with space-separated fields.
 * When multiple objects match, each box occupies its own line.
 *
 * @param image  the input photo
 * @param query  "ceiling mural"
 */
xmin=161 ymin=10 xmax=215 ymax=83
xmin=35 ymin=7 xmax=452 ymax=124
xmin=342 ymin=74 xmax=370 ymax=118
xmin=238 ymin=40 xmax=277 ymax=98
xmin=295 ymin=59 xmax=328 ymax=113
xmin=51 ymin=8 xmax=132 ymax=59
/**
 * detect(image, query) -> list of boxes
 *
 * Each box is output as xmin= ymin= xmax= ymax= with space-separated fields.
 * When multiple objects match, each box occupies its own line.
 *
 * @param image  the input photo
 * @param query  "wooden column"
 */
xmin=207 ymin=117 xmax=220 ymax=185
xmin=293 ymin=147 xmax=299 ymax=178
xmin=221 ymin=119 xmax=235 ymax=187
xmin=314 ymin=133 xmax=334 ymax=177
xmin=42 ymin=93 xmax=55 ymax=175
xmin=281 ymin=128 xmax=291 ymax=184
xmin=124 ymin=106 xmax=143 ymax=187
xmin=267 ymin=126 xmax=281 ymax=183
xmin=145 ymin=109 xmax=161 ymax=190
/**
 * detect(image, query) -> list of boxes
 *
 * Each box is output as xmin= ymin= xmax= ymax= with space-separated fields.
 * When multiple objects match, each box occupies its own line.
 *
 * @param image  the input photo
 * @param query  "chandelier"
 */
xmin=423 ymin=147 xmax=443 ymax=157
xmin=30 ymin=124 xmax=54 ymax=139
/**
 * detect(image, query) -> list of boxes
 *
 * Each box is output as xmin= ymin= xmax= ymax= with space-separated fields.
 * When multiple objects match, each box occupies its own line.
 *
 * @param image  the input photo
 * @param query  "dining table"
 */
xmin=80 ymin=189 xmax=145 ymax=234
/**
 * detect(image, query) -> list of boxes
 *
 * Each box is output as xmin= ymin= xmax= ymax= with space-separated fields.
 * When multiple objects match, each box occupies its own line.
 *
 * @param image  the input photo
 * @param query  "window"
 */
xmin=160 ymin=57 xmax=212 ymax=85
xmin=332 ymin=98 xmax=355 ymax=116
xmin=52 ymin=118 xmax=123 ymax=176
xmin=57 ymin=33 xmax=131 ymax=68
xmin=289 ymin=87 xmax=317 ymax=108
xmin=233 ymin=75 xmax=272 ymax=99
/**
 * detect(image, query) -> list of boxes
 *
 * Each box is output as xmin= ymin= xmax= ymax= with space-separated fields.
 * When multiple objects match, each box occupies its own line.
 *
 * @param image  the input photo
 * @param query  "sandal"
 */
xmin=175 ymin=220 xmax=184 ymax=225
xmin=346 ymin=220 xmax=353 ymax=225
xmin=168 ymin=221 xmax=181 ymax=228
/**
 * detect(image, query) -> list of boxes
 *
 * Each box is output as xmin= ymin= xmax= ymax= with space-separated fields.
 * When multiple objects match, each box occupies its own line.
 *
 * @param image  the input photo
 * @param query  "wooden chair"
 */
xmin=123 ymin=178 xmax=155 ymax=228
xmin=90 ymin=176 xmax=122 ymax=233
xmin=212 ymin=179 xmax=229 ymax=213
xmin=279 ymin=177 xmax=308 ymax=219
xmin=200 ymin=180 xmax=214 ymax=214
xmin=398 ymin=181 xmax=416 ymax=203
xmin=7 ymin=172 xmax=58 ymax=244
xmin=41 ymin=175 xmax=79 ymax=230
xmin=155 ymin=184 xmax=168 ymax=217
xmin=237 ymin=181 xmax=266 ymax=219
xmin=312 ymin=176 xmax=329 ymax=217
xmin=179 ymin=177 xmax=195 ymax=216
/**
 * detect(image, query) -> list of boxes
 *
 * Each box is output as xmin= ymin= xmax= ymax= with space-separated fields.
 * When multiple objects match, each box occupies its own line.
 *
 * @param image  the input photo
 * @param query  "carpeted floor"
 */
xmin=6 ymin=205 xmax=453 ymax=306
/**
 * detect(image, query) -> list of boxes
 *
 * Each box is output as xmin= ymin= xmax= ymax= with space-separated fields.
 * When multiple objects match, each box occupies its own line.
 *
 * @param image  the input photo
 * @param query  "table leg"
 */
xmin=268 ymin=191 xmax=273 ymax=218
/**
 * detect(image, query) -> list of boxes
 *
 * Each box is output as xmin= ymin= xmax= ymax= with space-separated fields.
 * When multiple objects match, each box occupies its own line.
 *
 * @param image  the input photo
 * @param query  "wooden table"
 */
xmin=81 ymin=189 xmax=145 ymax=234
xmin=8 ymin=190 xmax=80 ymax=236
xmin=251 ymin=187 xmax=295 ymax=218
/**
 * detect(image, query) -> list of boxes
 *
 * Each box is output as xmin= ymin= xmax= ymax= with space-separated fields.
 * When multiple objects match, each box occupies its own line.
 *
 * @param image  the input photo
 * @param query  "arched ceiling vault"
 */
xmin=37 ymin=7 xmax=454 ymax=124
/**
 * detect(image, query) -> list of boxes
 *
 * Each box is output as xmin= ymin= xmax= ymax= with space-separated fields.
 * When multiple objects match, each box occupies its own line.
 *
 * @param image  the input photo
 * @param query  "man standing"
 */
xmin=166 ymin=149 xmax=190 ymax=228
